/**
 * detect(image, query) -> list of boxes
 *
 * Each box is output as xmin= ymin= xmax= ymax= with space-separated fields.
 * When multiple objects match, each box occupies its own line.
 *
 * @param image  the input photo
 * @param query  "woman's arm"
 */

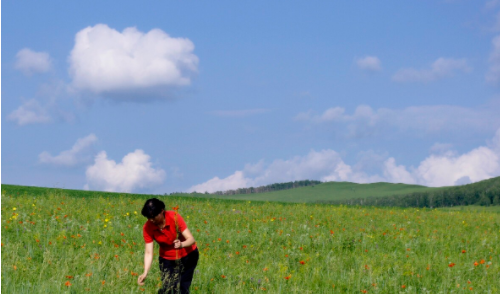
xmin=173 ymin=228 xmax=196 ymax=248
xmin=138 ymin=242 xmax=154 ymax=285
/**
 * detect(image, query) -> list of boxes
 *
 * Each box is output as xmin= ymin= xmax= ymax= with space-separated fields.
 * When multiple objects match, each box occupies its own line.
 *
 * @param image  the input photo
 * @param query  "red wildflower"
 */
xmin=299 ymin=261 xmax=305 ymax=265
xmin=65 ymin=281 xmax=72 ymax=287
xmin=448 ymin=263 xmax=456 ymax=268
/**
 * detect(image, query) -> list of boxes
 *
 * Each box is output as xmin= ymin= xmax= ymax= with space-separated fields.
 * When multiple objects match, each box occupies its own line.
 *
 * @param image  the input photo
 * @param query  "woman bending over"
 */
xmin=138 ymin=198 xmax=199 ymax=294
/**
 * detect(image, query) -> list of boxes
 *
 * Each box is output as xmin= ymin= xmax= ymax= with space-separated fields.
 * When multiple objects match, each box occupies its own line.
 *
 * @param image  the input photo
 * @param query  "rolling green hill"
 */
xmin=189 ymin=181 xmax=442 ymax=203
xmin=192 ymin=177 xmax=500 ymax=207
xmin=2 ymin=175 xmax=500 ymax=208
xmin=0 ymin=181 xmax=441 ymax=204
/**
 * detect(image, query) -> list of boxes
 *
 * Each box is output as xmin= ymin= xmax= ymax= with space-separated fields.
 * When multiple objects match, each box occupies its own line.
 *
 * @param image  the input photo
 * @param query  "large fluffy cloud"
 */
xmin=393 ymin=57 xmax=470 ymax=82
xmin=85 ymin=149 xmax=166 ymax=192
xmin=189 ymin=129 xmax=500 ymax=192
xmin=69 ymin=24 xmax=198 ymax=98
xmin=295 ymin=103 xmax=500 ymax=138
xmin=15 ymin=48 xmax=52 ymax=76
xmin=39 ymin=134 xmax=98 ymax=167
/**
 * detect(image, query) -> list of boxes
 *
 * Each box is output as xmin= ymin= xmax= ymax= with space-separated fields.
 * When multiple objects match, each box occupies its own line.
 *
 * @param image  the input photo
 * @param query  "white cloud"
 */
xmin=7 ymin=81 xmax=76 ymax=126
xmin=296 ymin=103 xmax=500 ymax=138
xmin=486 ymin=35 xmax=500 ymax=84
xmin=210 ymin=109 xmax=270 ymax=118
xmin=69 ymin=24 xmax=198 ymax=99
xmin=85 ymin=149 xmax=166 ymax=192
xmin=14 ymin=48 xmax=52 ymax=76
xmin=383 ymin=158 xmax=416 ymax=184
xmin=382 ymin=129 xmax=500 ymax=187
xmin=189 ymin=129 xmax=500 ymax=192
xmin=188 ymin=171 xmax=249 ymax=194
xmin=7 ymin=99 xmax=52 ymax=126
xmin=393 ymin=58 xmax=470 ymax=82
xmin=39 ymin=134 xmax=98 ymax=167
xmin=356 ymin=56 xmax=382 ymax=72
xmin=188 ymin=149 xmax=376 ymax=193
xmin=410 ymin=146 xmax=499 ymax=187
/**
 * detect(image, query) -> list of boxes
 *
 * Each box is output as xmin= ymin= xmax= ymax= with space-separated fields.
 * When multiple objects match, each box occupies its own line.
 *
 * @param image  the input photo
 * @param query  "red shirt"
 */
xmin=143 ymin=211 xmax=197 ymax=260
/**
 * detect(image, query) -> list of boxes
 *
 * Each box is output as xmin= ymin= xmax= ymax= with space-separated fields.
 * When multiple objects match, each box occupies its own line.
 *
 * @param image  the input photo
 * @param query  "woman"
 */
xmin=137 ymin=198 xmax=199 ymax=294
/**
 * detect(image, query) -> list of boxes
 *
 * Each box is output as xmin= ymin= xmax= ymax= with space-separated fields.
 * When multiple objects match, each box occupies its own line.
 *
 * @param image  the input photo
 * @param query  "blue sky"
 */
xmin=3 ymin=0 xmax=500 ymax=193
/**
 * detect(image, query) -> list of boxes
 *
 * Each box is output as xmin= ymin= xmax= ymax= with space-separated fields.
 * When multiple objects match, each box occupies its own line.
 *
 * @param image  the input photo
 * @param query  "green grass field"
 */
xmin=192 ymin=182 xmax=441 ymax=203
xmin=2 ymin=185 xmax=500 ymax=293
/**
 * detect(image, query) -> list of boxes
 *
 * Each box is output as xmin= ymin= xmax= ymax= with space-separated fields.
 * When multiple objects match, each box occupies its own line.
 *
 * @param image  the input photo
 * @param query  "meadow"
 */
xmin=1 ymin=186 xmax=499 ymax=293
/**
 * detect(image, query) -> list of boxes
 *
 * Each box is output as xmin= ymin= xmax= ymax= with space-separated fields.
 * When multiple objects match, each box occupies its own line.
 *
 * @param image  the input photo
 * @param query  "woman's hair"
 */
xmin=141 ymin=198 xmax=165 ymax=219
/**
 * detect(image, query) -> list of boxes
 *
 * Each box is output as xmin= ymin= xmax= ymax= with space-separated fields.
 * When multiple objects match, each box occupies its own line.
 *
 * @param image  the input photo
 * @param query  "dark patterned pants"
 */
xmin=158 ymin=248 xmax=199 ymax=294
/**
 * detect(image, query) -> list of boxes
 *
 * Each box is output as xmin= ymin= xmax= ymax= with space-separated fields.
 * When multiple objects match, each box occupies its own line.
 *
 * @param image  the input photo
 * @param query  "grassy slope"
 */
xmin=187 ymin=181 xmax=443 ymax=203
xmin=2 ymin=182 xmax=440 ymax=204
xmin=1 ymin=182 xmax=442 ymax=204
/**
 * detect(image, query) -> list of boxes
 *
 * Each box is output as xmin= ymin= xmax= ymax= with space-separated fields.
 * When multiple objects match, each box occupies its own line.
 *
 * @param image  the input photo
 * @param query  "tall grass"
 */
xmin=2 ymin=187 xmax=499 ymax=293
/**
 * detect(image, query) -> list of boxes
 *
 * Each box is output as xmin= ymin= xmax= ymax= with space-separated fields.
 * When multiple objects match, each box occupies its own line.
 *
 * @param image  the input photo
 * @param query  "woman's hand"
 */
xmin=173 ymin=239 xmax=182 ymax=249
xmin=138 ymin=272 xmax=147 ymax=285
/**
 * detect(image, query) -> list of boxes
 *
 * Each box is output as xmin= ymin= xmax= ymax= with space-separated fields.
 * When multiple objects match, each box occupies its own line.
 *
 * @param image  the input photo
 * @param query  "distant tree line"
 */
xmin=317 ymin=177 xmax=500 ymax=208
xmin=209 ymin=180 xmax=322 ymax=196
